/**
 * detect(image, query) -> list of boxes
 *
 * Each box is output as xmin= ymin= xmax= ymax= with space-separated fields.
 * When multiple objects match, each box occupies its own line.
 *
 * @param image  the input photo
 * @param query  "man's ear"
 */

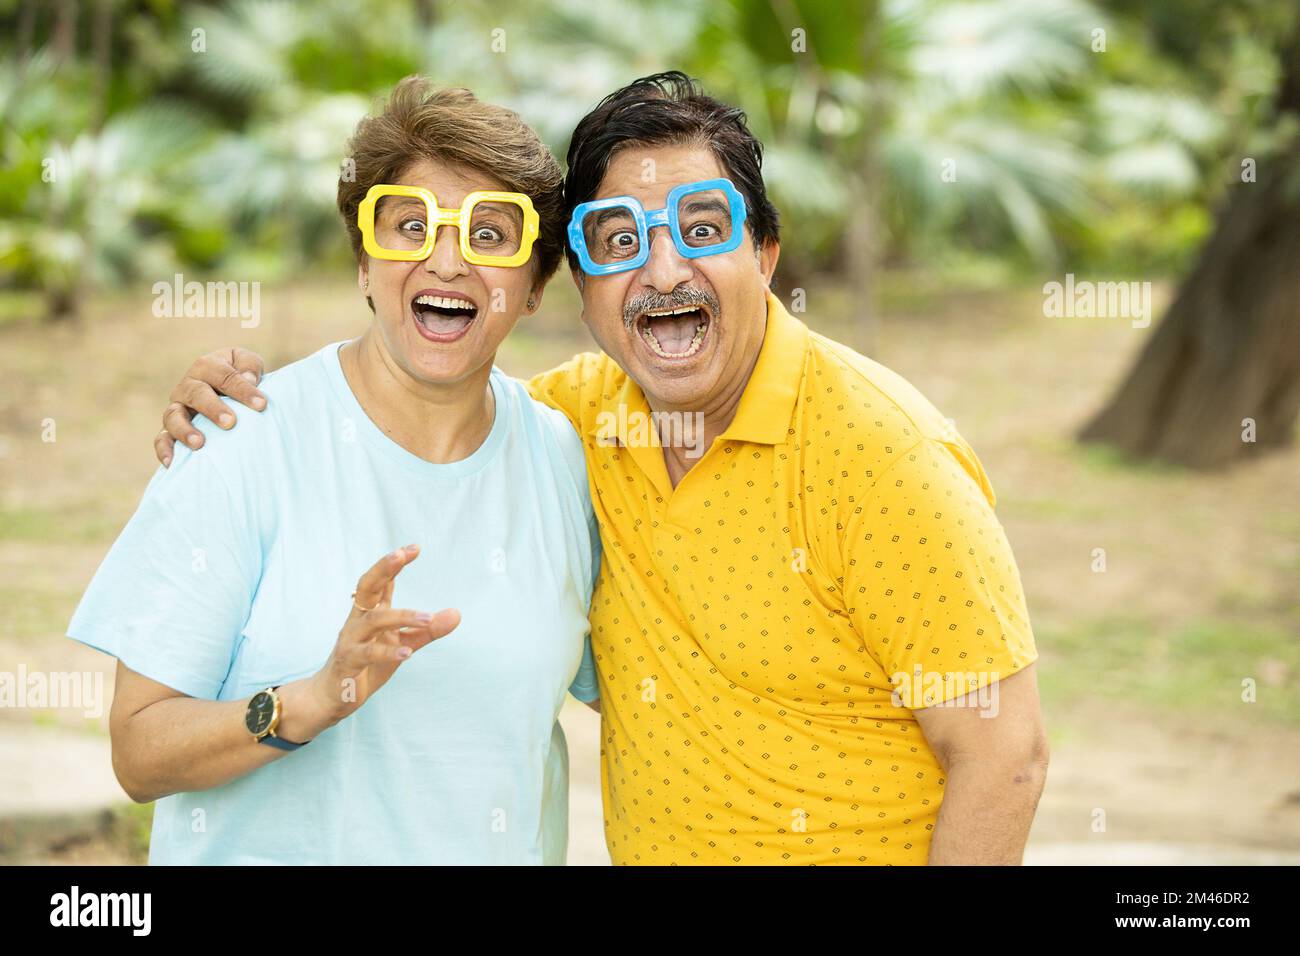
xmin=569 ymin=265 xmax=585 ymax=293
xmin=758 ymin=240 xmax=780 ymax=290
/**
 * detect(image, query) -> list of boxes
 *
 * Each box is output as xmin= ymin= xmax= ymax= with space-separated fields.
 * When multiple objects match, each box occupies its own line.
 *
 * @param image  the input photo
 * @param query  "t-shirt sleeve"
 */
xmin=66 ymin=445 xmax=262 ymax=700
xmin=840 ymin=437 xmax=1037 ymax=707
xmin=567 ymin=633 xmax=599 ymax=703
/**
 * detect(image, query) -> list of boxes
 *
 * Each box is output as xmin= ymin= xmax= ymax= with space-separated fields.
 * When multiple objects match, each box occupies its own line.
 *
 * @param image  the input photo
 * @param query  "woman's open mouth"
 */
xmin=635 ymin=304 xmax=711 ymax=360
xmin=411 ymin=291 xmax=479 ymax=343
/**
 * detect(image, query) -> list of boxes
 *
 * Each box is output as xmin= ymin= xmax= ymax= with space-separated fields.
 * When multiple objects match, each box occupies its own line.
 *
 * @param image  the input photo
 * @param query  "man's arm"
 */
xmin=913 ymin=663 xmax=1050 ymax=865
xmin=155 ymin=346 xmax=268 ymax=466
xmin=153 ymin=347 xmax=610 ymax=466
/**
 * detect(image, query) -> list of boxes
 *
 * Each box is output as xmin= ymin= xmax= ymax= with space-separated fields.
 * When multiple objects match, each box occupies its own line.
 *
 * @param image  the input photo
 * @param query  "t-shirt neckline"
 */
xmin=319 ymin=340 xmax=508 ymax=478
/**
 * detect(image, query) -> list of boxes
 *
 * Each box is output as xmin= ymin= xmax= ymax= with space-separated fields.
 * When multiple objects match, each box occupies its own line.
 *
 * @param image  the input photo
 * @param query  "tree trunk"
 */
xmin=52 ymin=0 xmax=77 ymax=65
xmin=1079 ymin=37 xmax=1300 ymax=469
xmin=91 ymin=0 xmax=112 ymax=133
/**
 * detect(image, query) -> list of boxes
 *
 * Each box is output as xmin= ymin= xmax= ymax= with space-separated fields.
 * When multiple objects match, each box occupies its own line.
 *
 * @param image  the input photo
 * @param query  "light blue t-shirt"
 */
xmin=68 ymin=341 xmax=599 ymax=865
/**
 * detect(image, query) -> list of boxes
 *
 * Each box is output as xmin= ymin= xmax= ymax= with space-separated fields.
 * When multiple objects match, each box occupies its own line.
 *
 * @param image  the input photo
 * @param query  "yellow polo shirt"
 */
xmin=528 ymin=293 xmax=1037 ymax=865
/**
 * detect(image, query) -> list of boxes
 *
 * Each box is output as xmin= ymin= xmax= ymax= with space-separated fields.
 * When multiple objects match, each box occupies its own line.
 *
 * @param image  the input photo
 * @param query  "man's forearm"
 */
xmin=926 ymin=754 xmax=1048 ymax=865
xmin=112 ymin=678 xmax=335 ymax=802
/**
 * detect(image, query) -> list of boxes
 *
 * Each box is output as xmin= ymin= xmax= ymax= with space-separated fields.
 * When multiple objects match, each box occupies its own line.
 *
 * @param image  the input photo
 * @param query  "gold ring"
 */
xmin=351 ymin=591 xmax=378 ymax=613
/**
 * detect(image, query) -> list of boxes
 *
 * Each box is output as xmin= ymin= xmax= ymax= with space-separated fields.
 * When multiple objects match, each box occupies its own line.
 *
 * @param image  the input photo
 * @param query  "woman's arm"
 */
xmin=108 ymin=545 xmax=460 ymax=803
xmin=109 ymin=664 xmax=328 ymax=802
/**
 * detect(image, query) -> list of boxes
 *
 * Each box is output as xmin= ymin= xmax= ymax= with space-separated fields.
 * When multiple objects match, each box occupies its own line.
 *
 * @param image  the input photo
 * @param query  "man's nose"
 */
xmin=424 ymin=225 xmax=469 ymax=279
xmin=639 ymin=228 xmax=693 ymax=292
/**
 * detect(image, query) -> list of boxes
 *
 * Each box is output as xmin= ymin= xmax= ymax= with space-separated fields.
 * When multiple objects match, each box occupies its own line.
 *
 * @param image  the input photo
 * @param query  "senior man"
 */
xmin=151 ymin=72 xmax=1048 ymax=865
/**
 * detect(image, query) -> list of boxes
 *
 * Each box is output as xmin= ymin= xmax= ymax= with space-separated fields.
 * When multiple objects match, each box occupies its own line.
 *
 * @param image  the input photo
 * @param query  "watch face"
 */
xmin=245 ymin=691 xmax=276 ymax=736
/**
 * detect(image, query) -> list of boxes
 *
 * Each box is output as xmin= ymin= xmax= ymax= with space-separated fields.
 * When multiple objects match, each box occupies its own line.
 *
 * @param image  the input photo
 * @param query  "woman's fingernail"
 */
xmin=415 ymin=612 xmax=433 ymax=623
xmin=186 ymin=434 xmax=201 ymax=448
xmin=251 ymin=396 xmax=266 ymax=410
xmin=162 ymin=457 xmax=172 ymax=467
xmin=396 ymin=647 xmax=412 ymax=660
xmin=218 ymin=413 xmax=234 ymax=428
xmin=241 ymin=371 xmax=259 ymax=383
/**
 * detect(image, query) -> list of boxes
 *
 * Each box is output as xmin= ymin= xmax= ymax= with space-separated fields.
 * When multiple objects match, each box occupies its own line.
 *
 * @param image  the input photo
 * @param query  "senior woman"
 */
xmin=67 ymin=77 xmax=599 ymax=864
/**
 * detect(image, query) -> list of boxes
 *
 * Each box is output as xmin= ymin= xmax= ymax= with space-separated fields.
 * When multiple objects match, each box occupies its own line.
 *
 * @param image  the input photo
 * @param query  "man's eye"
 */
xmin=688 ymin=223 xmax=719 ymax=240
xmin=610 ymin=231 xmax=637 ymax=249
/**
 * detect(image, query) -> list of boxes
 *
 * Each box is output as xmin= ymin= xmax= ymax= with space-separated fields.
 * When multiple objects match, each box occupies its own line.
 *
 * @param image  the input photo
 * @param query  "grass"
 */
xmin=0 ymin=502 xmax=124 ymax=544
xmin=1073 ymin=439 xmax=1194 ymax=480
xmin=1037 ymin=616 xmax=1300 ymax=724
xmin=0 ymin=584 xmax=88 ymax=645
xmin=0 ymin=802 xmax=153 ymax=865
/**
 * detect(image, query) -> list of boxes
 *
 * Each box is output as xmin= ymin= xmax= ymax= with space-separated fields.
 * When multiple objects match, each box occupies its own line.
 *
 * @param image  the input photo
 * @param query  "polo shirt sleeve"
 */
xmin=839 ymin=437 xmax=1037 ymax=707
xmin=66 ymin=439 xmax=262 ymax=700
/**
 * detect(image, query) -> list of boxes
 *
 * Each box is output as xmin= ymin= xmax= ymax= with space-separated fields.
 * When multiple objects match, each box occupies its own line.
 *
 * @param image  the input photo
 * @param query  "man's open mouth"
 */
xmin=635 ymin=304 xmax=711 ymax=359
xmin=411 ymin=292 xmax=479 ymax=342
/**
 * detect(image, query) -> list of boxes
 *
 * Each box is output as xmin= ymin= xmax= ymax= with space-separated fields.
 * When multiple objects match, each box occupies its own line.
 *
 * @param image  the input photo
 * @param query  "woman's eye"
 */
xmin=400 ymin=219 xmax=426 ymax=235
xmin=473 ymin=226 xmax=503 ymax=244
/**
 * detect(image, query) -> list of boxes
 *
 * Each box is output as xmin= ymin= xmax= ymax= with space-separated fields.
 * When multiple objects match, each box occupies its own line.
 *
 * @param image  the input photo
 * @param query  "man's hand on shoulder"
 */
xmin=157 ymin=346 xmax=268 ymax=467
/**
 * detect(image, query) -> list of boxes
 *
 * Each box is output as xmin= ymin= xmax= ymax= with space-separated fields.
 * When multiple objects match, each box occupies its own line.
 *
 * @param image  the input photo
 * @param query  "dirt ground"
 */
xmin=1 ymin=273 xmax=1297 ymax=864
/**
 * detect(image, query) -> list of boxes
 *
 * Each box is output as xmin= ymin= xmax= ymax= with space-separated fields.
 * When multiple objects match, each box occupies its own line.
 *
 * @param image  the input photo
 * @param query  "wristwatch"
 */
xmin=245 ymin=686 xmax=309 ymax=751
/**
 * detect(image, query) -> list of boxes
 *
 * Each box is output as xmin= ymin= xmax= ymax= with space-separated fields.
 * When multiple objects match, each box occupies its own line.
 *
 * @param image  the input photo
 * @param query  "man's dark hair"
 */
xmin=563 ymin=71 xmax=780 ymax=271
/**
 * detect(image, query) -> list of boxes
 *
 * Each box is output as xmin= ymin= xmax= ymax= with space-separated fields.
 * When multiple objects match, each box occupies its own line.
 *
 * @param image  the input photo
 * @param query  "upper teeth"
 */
xmin=416 ymin=295 xmax=475 ymax=310
xmin=643 ymin=305 xmax=703 ymax=317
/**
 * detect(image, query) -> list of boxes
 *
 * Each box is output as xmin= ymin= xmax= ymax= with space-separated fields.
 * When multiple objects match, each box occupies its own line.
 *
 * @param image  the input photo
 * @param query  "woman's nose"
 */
xmin=424 ymin=226 xmax=469 ymax=279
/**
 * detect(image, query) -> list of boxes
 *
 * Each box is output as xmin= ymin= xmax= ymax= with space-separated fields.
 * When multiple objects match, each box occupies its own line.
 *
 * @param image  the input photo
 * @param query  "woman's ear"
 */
xmin=524 ymin=283 xmax=545 ymax=316
xmin=358 ymin=260 xmax=375 ymax=312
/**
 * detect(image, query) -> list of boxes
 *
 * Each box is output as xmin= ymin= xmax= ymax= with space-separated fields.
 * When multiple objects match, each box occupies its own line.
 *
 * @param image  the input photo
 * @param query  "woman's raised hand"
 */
xmin=308 ymin=545 xmax=460 ymax=726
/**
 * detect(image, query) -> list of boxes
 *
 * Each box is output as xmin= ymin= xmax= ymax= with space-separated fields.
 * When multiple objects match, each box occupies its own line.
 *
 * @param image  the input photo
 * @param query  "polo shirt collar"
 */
xmin=720 ymin=291 xmax=809 ymax=445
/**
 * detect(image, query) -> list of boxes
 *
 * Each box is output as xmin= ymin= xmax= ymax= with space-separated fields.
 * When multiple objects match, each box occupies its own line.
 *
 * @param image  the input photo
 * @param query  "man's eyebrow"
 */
xmin=679 ymin=197 xmax=729 ymax=216
xmin=590 ymin=206 xmax=638 ymax=229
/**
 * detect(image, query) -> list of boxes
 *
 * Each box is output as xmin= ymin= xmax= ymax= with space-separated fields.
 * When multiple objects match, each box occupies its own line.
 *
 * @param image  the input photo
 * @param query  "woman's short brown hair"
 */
xmin=337 ymin=77 xmax=565 ymax=285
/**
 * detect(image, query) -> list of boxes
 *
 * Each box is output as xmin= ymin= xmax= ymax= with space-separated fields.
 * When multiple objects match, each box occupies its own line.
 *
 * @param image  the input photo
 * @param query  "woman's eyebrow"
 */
xmin=473 ymin=201 xmax=524 ymax=222
xmin=380 ymin=196 xmax=427 ymax=214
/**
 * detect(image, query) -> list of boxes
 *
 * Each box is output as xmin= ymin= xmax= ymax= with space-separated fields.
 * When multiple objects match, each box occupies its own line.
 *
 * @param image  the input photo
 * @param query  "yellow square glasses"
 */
xmin=358 ymin=184 xmax=540 ymax=268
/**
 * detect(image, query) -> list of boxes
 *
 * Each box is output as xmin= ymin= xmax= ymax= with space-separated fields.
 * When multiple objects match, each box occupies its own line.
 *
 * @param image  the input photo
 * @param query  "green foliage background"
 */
xmin=0 ymin=0 xmax=1294 ymax=317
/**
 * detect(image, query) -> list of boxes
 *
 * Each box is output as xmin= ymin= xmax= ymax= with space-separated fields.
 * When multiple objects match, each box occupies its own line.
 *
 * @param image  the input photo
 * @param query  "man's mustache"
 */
xmin=623 ymin=287 xmax=720 ymax=330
